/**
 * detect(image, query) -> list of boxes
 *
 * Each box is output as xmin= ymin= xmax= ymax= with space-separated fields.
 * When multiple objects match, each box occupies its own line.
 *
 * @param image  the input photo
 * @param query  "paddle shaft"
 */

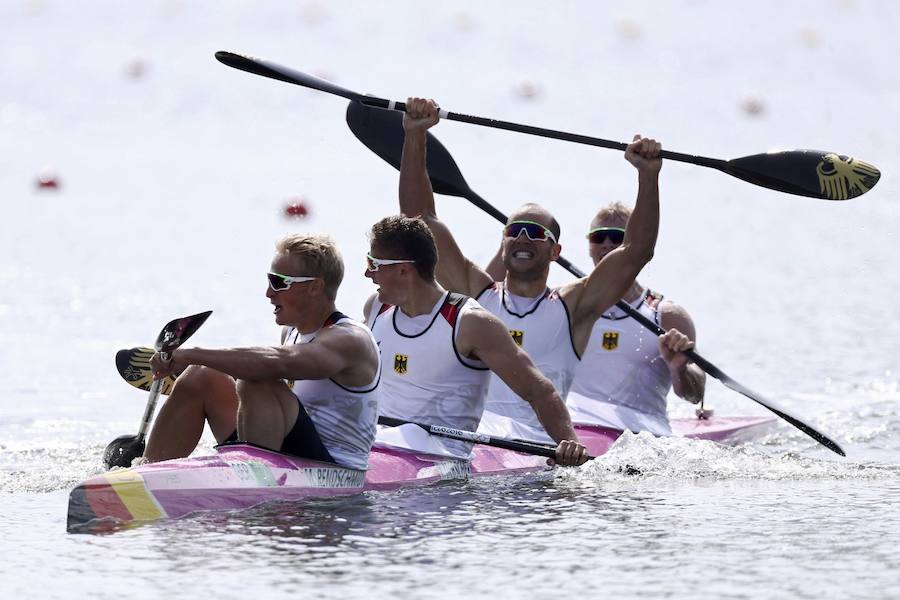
xmin=378 ymin=416 xmax=584 ymax=460
xmin=364 ymin=98 xmax=725 ymax=169
xmin=135 ymin=351 xmax=168 ymax=439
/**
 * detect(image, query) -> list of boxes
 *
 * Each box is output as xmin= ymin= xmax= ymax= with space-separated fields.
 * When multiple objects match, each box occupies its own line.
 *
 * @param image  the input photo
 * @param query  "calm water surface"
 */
xmin=3 ymin=1 xmax=899 ymax=598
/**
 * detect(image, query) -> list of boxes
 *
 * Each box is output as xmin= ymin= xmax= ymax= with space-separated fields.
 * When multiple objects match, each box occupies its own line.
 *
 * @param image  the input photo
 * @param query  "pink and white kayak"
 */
xmin=67 ymin=416 xmax=774 ymax=531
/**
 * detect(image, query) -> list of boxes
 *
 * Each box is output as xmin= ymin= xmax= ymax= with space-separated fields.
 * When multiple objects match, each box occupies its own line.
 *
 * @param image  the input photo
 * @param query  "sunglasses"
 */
xmin=366 ymin=253 xmax=415 ymax=272
xmin=503 ymin=220 xmax=557 ymax=244
xmin=267 ymin=271 xmax=317 ymax=292
xmin=586 ymin=227 xmax=626 ymax=245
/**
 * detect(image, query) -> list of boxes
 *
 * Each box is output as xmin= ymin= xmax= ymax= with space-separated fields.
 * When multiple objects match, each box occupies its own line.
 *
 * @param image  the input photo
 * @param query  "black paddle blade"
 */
xmin=155 ymin=310 xmax=212 ymax=353
xmin=103 ymin=434 xmax=145 ymax=469
xmin=115 ymin=347 xmax=175 ymax=395
xmin=215 ymin=51 xmax=361 ymax=102
xmin=346 ymin=101 xmax=473 ymax=198
xmin=725 ymin=150 xmax=880 ymax=201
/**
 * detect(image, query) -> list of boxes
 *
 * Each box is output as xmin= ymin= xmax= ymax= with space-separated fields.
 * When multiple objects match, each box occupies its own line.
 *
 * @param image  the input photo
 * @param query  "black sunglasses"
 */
xmin=586 ymin=227 xmax=625 ymax=245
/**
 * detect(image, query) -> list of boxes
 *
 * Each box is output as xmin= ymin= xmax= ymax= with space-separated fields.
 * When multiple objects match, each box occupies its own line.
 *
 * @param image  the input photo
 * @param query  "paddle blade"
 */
xmin=215 ymin=51 xmax=361 ymax=102
xmin=724 ymin=150 xmax=880 ymax=200
xmin=103 ymin=434 xmax=145 ymax=469
xmin=346 ymin=101 xmax=473 ymax=198
xmin=155 ymin=310 xmax=212 ymax=353
xmin=116 ymin=347 xmax=174 ymax=394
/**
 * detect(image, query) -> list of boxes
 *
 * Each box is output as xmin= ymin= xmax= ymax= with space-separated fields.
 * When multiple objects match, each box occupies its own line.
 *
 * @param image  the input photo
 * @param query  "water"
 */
xmin=3 ymin=1 xmax=900 ymax=598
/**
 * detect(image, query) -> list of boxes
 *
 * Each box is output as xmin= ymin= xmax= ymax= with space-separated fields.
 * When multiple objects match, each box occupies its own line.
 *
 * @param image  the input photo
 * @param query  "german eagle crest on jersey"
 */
xmin=602 ymin=331 xmax=619 ymax=351
xmin=509 ymin=330 xmax=524 ymax=346
xmin=394 ymin=353 xmax=409 ymax=375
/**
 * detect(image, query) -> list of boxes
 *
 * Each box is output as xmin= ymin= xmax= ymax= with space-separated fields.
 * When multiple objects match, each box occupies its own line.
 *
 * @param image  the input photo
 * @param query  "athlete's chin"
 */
xmin=376 ymin=289 xmax=396 ymax=305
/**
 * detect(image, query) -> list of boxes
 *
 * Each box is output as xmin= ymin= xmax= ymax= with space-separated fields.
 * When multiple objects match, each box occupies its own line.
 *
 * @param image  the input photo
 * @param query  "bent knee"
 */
xmin=172 ymin=365 xmax=234 ymax=395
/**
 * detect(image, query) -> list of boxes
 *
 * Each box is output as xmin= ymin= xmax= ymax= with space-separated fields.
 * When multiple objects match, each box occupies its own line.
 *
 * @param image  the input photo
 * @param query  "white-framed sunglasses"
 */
xmin=503 ymin=220 xmax=558 ymax=244
xmin=366 ymin=253 xmax=415 ymax=272
xmin=267 ymin=271 xmax=317 ymax=292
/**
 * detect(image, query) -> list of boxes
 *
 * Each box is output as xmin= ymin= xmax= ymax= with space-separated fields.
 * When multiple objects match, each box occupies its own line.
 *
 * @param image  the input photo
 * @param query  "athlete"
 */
xmin=399 ymin=97 xmax=663 ymax=444
xmin=363 ymin=215 xmax=587 ymax=466
xmin=145 ymin=234 xmax=381 ymax=470
xmin=566 ymin=202 xmax=706 ymax=434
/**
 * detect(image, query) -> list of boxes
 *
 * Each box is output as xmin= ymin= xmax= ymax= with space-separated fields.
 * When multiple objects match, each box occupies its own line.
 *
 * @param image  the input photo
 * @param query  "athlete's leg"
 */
xmin=143 ymin=365 xmax=239 ymax=462
xmin=235 ymin=379 xmax=299 ymax=451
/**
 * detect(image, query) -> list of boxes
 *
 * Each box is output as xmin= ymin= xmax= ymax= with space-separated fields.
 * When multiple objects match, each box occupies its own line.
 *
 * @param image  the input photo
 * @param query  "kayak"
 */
xmin=67 ymin=415 xmax=773 ymax=531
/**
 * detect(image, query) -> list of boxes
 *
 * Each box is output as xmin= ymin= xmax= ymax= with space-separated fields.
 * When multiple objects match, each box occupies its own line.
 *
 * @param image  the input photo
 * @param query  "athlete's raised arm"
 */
xmin=400 ymin=97 xmax=493 ymax=297
xmin=560 ymin=134 xmax=663 ymax=354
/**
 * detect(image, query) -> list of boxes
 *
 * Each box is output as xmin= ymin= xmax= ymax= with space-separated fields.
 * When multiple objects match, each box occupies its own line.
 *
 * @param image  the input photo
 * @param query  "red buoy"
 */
xmin=36 ymin=169 xmax=60 ymax=190
xmin=283 ymin=196 xmax=310 ymax=218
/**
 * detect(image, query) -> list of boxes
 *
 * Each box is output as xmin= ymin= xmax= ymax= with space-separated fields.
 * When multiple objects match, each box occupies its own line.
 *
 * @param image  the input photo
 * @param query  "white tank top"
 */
xmin=286 ymin=312 xmax=381 ymax=470
xmin=475 ymin=282 xmax=580 ymax=444
xmin=367 ymin=291 xmax=491 ymax=459
xmin=567 ymin=289 xmax=673 ymax=435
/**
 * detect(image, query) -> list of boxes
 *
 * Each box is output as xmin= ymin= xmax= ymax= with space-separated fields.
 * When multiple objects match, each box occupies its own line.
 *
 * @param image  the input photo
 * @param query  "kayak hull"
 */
xmin=68 ymin=416 xmax=774 ymax=531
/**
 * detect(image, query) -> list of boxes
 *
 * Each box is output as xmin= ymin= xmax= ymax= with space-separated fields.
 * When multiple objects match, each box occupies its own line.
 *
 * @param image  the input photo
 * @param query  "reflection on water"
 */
xmin=47 ymin=475 xmax=900 ymax=599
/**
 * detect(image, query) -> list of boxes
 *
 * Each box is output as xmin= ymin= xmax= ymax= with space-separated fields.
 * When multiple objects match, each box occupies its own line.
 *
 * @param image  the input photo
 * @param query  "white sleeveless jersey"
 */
xmin=285 ymin=312 xmax=381 ymax=470
xmin=367 ymin=292 xmax=491 ymax=459
xmin=475 ymin=282 xmax=580 ymax=444
xmin=567 ymin=290 xmax=673 ymax=436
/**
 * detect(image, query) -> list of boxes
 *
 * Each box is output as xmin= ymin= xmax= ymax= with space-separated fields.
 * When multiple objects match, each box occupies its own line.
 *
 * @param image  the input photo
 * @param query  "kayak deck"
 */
xmin=67 ymin=416 xmax=775 ymax=531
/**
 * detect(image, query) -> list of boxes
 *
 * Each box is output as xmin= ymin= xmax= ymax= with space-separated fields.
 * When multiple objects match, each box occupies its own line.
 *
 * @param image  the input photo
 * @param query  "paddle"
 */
xmin=103 ymin=311 xmax=212 ymax=468
xmin=345 ymin=101 xmax=846 ymax=457
xmin=116 ymin=347 xmax=176 ymax=395
xmin=215 ymin=50 xmax=880 ymax=200
xmin=378 ymin=416 xmax=592 ymax=461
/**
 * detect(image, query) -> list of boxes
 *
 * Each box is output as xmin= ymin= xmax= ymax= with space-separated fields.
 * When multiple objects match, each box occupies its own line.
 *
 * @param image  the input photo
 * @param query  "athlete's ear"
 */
xmin=551 ymin=243 xmax=562 ymax=261
xmin=310 ymin=277 xmax=326 ymax=296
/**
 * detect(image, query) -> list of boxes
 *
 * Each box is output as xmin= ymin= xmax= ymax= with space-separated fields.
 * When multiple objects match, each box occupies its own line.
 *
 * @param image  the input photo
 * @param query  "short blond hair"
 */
xmin=592 ymin=201 xmax=631 ymax=228
xmin=275 ymin=233 xmax=344 ymax=300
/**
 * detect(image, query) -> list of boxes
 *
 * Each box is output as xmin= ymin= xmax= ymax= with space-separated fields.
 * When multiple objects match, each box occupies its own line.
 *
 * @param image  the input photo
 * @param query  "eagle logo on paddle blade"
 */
xmin=394 ymin=354 xmax=409 ymax=375
xmin=816 ymin=153 xmax=880 ymax=200
xmin=602 ymin=331 xmax=619 ymax=351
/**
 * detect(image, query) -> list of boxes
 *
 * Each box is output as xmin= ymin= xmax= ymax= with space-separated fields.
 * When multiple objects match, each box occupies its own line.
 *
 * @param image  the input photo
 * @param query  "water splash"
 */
xmin=557 ymin=430 xmax=900 ymax=484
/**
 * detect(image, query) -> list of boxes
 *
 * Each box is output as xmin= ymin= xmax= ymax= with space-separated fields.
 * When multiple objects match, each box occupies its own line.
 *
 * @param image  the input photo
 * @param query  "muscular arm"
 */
xmin=658 ymin=302 xmax=706 ymax=404
xmin=457 ymin=309 xmax=579 ymax=444
xmin=560 ymin=135 xmax=662 ymax=354
xmin=399 ymin=98 xmax=493 ymax=297
xmin=163 ymin=325 xmax=378 ymax=387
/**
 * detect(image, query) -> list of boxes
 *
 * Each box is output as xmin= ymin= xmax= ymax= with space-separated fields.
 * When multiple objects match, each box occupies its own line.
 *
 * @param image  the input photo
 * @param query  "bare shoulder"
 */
xmin=555 ymin=278 xmax=584 ymax=300
xmin=460 ymin=304 xmax=502 ymax=326
xmin=658 ymin=299 xmax=697 ymax=336
xmin=316 ymin=321 xmax=375 ymax=355
xmin=457 ymin=305 xmax=507 ymax=343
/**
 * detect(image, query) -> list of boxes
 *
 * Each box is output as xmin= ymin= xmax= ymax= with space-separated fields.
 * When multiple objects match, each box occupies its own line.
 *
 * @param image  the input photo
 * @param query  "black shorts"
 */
xmin=222 ymin=397 xmax=335 ymax=463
